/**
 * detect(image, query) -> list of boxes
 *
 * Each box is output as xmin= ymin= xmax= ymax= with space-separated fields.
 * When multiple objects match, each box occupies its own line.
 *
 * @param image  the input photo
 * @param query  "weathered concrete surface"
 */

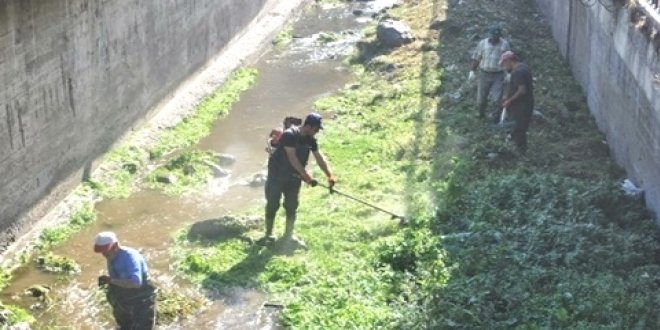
xmin=535 ymin=0 xmax=660 ymax=217
xmin=0 ymin=0 xmax=306 ymax=251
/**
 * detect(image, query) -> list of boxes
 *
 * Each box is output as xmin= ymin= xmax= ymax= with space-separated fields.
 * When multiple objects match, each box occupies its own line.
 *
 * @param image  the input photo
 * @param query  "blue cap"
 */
xmin=303 ymin=112 xmax=323 ymax=129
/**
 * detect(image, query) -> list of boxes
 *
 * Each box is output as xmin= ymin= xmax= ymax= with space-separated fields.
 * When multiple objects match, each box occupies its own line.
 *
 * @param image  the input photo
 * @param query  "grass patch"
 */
xmin=148 ymin=67 xmax=257 ymax=160
xmin=273 ymin=25 xmax=294 ymax=47
xmin=171 ymin=2 xmax=439 ymax=327
xmin=36 ymin=203 xmax=96 ymax=250
xmin=0 ymin=302 xmax=35 ymax=327
xmin=145 ymin=150 xmax=218 ymax=195
xmin=172 ymin=0 xmax=660 ymax=328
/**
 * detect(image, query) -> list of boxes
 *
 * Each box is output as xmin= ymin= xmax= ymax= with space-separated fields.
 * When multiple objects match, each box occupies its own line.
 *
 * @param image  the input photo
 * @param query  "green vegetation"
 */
xmin=85 ymin=146 xmax=145 ymax=199
xmin=35 ymin=252 xmax=81 ymax=274
xmin=146 ymin=150 xmax=217 ymax=195
xmin=0 ymin=271 xmax=34 ymax=327
xmin=37 ymin=203 xmax=96 ymax=250
xmin=0 ymin=302 xmax=35 ymax=327
xmin=78 ymin=67 xmax=257 ymax=200
xmin=170 ymin=0 xmax=660 ymax=329
xmin=149 ymin=68 xmax=257 ymax=159
xmin=273 ymin=25 xmax=294 ymax=46
xmin=0 ymin=270 xmax=10 ymax=292
xmin=0 ymin=67 xmax=258 ymax=329
xmin=3 ymin=0 xmax=657 ymax=328
xmin=156 ymin=289 xmax=208 ymax=325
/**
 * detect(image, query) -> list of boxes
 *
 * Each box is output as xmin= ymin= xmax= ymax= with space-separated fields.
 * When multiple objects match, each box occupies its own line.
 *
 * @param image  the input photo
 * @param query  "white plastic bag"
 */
xmin=499 ymin=107 xmax=507 ymax=125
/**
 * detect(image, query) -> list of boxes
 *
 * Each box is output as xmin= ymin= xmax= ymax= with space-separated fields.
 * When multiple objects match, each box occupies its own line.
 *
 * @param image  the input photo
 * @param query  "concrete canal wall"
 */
xmin=0 ymin=0 xmax=275 ymax=250
xmin=535 ymin=0 xmax=660 ymax=217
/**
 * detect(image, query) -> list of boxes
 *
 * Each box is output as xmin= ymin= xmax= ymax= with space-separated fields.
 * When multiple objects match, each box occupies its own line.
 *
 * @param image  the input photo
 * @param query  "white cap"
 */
xmin=94 ymin=231 xmax=118 ymax=253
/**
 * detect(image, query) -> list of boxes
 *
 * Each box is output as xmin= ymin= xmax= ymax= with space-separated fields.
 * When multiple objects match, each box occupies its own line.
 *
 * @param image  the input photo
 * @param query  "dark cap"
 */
xmin=488 ymin=26 xmax=502 ymax=37
xmin=303 ymin=112 xmax=323 ymax=129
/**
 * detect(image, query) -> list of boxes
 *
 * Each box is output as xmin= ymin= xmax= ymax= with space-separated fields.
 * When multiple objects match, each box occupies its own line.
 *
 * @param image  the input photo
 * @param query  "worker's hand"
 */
xmin=301 ymin=173 xmax=318 ymax=187
xmin=502 ymin=99 xmax=512 ymax=109
xmin=468 ymin=70 xmax=476 ymax=82
xmin=98 ymin=275 xmax=111 ymax=287
xmin=327 ymin=175 xmax=337 ymax=189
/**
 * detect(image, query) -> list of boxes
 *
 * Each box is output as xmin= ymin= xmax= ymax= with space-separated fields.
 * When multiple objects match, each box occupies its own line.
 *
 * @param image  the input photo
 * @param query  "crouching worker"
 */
xmin=94 ymin=231 xmax=157 ymax=330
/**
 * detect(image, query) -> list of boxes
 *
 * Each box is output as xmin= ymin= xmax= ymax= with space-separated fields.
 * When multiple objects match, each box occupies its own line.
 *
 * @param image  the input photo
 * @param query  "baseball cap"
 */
xmin=303 ymin=112 xmax=323 ymax=129
xmin=94 ymin=231 xmax=118 ymax=253
xmin=488 ymin=26 xmax=502 ymax=37
xmin=499 ymin=51 xmax=517 ymax=65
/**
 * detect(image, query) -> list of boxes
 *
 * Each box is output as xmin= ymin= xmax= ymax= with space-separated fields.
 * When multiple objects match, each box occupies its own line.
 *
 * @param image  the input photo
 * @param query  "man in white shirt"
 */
xmin=470 ymin=26 xmax=511 ymax=122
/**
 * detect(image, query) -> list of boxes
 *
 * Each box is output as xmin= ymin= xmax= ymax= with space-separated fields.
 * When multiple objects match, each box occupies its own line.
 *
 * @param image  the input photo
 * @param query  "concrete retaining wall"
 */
xmin=535 ymin=0 xmax=660 ymax=217
xmin=0 ymin=0 xmax=269 ymax=248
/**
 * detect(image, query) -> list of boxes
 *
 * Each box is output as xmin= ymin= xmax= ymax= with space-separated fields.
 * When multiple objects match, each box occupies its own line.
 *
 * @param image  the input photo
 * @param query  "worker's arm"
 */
xmin=505 ymin=84 xmax=527 ymax=104
xmin=312 ymin=150 xmax=333 ymax=178
xmin=470 ymin=58 xmax=480 ymax=72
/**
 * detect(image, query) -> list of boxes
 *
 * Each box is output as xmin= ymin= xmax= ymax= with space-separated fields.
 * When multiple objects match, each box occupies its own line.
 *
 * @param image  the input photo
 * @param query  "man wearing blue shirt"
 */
xmin=94 ymin=231 xmax=157 ymax=330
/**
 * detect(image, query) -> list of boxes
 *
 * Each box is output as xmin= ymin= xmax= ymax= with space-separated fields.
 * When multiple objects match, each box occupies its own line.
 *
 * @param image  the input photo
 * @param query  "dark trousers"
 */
xmin=107 ymin=284 xmax=157 ymax=330
xmin=477 ymin=70 xmax=504 ymax=119
xmin=265 ymin=176 xmax=302 ymax=236
xmin=508 ymin=104 xmax=533 ymax=153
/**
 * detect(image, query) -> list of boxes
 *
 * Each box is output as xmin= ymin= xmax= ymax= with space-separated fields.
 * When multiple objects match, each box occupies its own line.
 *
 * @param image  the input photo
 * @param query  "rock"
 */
xmin=249 ymin=173 xmax=268 ymax=187
xmin=208 ymin=163 xmax=231 ymax=178
xmin=156 ymin=174 xmax=177 ymax=184
xmin=532 ymin=109 xmax=547 ymax=122
xmin=122 ymin=163 xmax=138 ymax=174
xmin=216 ymin=153 xmax=236 ymax=167
xmin=376 ymin=19 xmax=415 ymax=48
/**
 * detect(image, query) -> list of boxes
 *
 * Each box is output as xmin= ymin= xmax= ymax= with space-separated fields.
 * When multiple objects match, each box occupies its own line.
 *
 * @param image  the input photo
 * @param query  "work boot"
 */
xmin=256 ymin=234 xmax=276 ymax=246
xmin=282 ymin=234 xmax=307 ymax=249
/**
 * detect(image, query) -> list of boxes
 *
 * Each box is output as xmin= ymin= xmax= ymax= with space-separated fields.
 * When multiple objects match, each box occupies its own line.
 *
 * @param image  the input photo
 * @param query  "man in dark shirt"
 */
xmin=500 ymin=51 xmax=534 ymax=155
xmin=260 ymin=112 xmax=336 ymax=247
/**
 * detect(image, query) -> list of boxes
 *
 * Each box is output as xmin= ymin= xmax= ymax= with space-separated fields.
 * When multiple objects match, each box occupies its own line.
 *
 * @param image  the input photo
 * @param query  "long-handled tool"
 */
xmin=314 ymin=181 xmax=407 ymax=226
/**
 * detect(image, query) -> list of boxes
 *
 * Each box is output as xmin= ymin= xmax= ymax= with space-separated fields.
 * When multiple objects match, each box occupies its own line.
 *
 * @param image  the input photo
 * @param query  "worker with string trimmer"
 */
xmin=257 ymin=112 xmax=336 ymax=248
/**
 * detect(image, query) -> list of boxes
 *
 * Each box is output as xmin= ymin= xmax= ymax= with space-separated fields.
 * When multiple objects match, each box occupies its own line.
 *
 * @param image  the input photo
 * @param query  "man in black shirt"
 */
xmin=260 ymin=112 xmax=336 ymax=247
xmin=500 ymin=51 xmax=534 ymax=155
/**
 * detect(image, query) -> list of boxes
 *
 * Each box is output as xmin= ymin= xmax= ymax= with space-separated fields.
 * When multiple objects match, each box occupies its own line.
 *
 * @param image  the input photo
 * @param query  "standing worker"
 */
xmin=259 ymin=112 xmax=336 ymax=248
xmin=500 ymin=51 xmax=534 ymax=155
xmin=469 ymin=25 xmax=511 ymax=121
xmin=94 ymin=231 xmax=157 ymax=330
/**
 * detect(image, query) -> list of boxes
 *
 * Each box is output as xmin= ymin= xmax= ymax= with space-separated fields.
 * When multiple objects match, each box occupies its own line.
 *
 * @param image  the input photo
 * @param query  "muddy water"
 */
xmin=1 ymin=2 xmax=370 ymax=329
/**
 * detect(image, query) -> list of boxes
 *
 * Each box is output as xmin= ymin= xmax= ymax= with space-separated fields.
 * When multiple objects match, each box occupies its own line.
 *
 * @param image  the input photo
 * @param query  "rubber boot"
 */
xmin=257 ymin=216 xmax=276 ymax=246
xmin=283 ymin=215 xmax=306 ymax=249
xmin=265 ymin=215 xmax=275 ymax=237
xmin=283 ymin=215 xmax=295 ymax=238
